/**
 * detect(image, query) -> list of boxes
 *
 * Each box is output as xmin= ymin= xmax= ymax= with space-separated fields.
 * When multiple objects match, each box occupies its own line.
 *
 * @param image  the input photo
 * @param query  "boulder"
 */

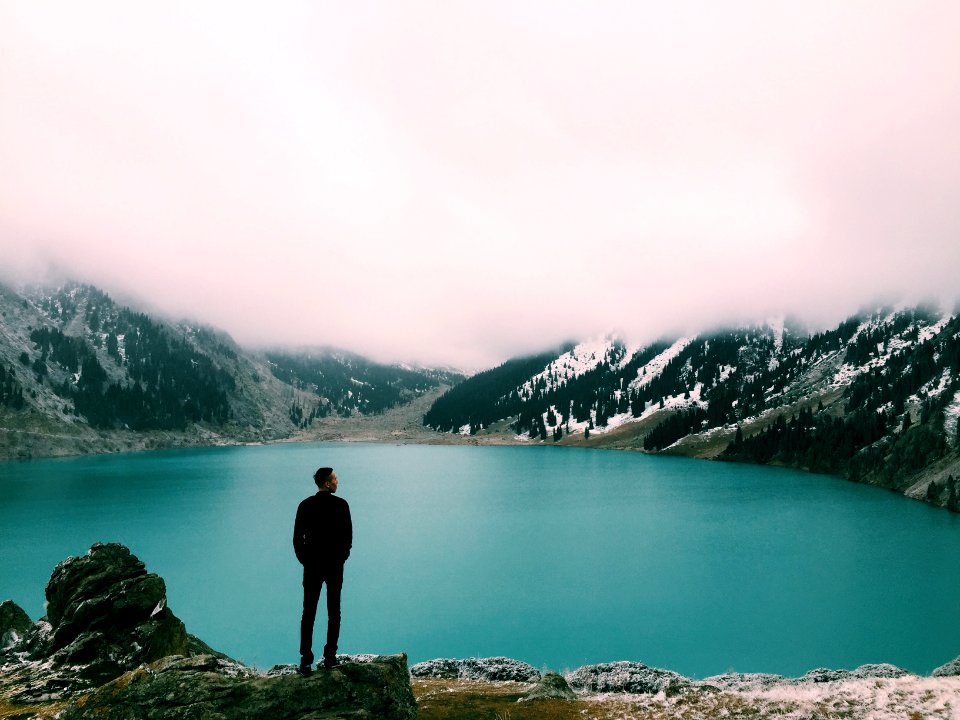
xmin=519 ymin=671 xmax=576 ymax=701
xmin=565 ymin=661 xmax=690 ymax=695
xmin=410 ymin=656 xmax=541 ymax=682
xmin=0 ymin=600 xmax=32 ymax=651
xmin=932 ymin=656 xmax=960 ymax=677
xmin=57 ymin=653 xmax=417 ymax=720
xmin=700 ymin=672 xmax=786 ymax=691
xmin=29 ymin=543 xmax=188 ymax=683
xmin=798 ymin=663 xmax=910 ymax=683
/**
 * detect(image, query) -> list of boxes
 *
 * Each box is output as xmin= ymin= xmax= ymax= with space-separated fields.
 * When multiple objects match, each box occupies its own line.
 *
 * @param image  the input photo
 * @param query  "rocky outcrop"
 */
xmin=0 ymin=600 xmax=32 ymax=651
xmin=1 ymin=543 xmax=417 ymax=720
xmin=700 ymin=672 xmax=786 ymax=691
xmin=565 ymin=660 xmax=690 ymax=695
xmin=58 ymin=653 xmax=416 ymax=720
xmin=19 ymin=543 xmax=189 ymax=686
xmin=797 ymin=663 xmax=910 ymax=683
xmin=933 ymin=656 xmax=960 ymax=677
xmin=519 ymin=671 xmax=575 ymax=701
xmin=410 ymin=656 xmax=541 ymax=682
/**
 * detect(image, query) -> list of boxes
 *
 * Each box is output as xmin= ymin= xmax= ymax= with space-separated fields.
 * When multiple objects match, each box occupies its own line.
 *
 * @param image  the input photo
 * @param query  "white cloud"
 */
xmin=1 ymin=1 xmax=958 ymax=369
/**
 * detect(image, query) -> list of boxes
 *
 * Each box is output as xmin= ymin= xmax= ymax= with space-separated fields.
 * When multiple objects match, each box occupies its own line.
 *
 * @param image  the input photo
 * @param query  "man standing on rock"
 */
xmin=293 ymin=467 xmax=352 ymax=676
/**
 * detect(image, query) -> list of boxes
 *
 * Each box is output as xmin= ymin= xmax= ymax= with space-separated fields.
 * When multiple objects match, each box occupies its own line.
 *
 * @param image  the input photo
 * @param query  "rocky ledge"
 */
xmin=410 ymin=655 xmax=960 ymax=693
xmin=4 ymin=543 xmax=959 ymax=719
xmin=0 ymin=543 xmax=416 ymax=719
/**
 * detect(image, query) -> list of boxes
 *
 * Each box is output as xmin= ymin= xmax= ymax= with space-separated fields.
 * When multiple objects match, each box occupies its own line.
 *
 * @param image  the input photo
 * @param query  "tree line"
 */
xmin=267 ymin=351 xmax=454 ymax=418
xmin=26 ymin=312 xmax=234 ymax=430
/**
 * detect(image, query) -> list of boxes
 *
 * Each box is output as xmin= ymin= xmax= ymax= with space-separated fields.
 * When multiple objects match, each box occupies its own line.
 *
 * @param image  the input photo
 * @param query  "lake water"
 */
xmin=1 ymin=442 xmax=958 ymax=678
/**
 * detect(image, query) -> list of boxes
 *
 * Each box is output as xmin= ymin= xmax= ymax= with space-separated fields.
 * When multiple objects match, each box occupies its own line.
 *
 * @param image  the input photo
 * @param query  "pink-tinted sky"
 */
xmin=2 ymin=2 xmax=959 ymax=370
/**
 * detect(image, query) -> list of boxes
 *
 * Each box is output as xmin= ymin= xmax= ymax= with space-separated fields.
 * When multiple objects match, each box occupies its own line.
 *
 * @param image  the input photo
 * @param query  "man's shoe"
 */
xmin=297 ymin=664 xmax=313 ymax=677
xmin=323 ymin=657 xmax=339 ymax=670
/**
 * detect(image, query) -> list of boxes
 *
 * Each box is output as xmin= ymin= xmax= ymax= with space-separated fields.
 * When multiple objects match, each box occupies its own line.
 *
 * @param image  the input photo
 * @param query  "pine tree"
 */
xmin=947 ymin=476 xmax=958 ymax=513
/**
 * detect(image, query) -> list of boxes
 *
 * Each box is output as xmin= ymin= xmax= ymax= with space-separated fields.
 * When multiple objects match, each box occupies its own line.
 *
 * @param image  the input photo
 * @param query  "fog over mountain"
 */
xmin=2 ymin=2 xmax=958 ymax=369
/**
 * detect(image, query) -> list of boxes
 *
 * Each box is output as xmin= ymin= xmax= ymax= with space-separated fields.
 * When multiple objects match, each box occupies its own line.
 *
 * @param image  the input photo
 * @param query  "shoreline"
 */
xmin=7 ymin=420 xmax=953 ymax=517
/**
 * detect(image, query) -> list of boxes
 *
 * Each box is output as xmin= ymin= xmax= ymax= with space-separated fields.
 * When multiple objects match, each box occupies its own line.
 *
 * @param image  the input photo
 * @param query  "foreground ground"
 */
xmin=412 ymin=676 xmax=960 ymax=720
xmin=5 ymin=675 xmax=957 ymax=720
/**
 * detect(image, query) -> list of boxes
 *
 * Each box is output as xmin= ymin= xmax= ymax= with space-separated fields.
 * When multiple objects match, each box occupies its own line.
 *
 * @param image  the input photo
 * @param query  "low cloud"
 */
xmin=1 ymin=2 xmax=958 ymax=369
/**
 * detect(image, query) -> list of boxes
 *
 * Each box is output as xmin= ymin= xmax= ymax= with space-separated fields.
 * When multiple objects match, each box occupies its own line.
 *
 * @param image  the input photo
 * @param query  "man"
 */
xmin=293 ymin=466 xmax=352 ymax=676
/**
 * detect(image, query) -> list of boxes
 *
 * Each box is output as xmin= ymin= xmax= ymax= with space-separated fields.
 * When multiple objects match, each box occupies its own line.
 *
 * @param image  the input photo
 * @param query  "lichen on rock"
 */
xmin=410 ymin=656 xmax=541 ymax=682
xmin=798 ymin=663 xmax=911 ymax=683
xmin=565 ymin=660 xmax=690 ymax=695
xmin=57 ymin=653 xmax=417 ymax=720
xmin=933 ymin=656 xmax=960 ymax=677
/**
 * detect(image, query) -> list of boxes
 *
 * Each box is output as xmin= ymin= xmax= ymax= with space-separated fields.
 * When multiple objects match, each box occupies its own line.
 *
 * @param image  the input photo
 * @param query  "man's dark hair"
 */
xmin=313 ymin=467 xmax=334 ymax=487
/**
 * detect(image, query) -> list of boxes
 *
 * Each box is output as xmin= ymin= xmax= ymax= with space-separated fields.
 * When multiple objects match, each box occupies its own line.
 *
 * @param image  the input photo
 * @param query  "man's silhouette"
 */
xmin=293 ymin=467 xmax=352 ymax=676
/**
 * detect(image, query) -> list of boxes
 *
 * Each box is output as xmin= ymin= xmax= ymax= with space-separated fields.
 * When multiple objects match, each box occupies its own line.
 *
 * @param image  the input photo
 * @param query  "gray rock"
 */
xmin=28 ymin=542 xmax=189 ymax=684
xmin=57 ymin=653 xmax=417 ymax=720
xmin=849 ymin=663 xmax=911 ymax=679
xmin=566 ymin=661 xmax=690 ymax=695
xmin=519 ymin=671 xmax=576 ymax=701
xmin=798 ymin=663 xmax=910 ymax=683
xmin=798 ymin=668 xmax=858 ymax=683
xmin=0 ymin=600 xmax=32 ymax=651
xmin=410 ymin=656 xmax=541 ymax=682
xmin=700 ymin=672 xmax=786 ymax=691
xmin=932 ymin=656 xmax=960 ymax=677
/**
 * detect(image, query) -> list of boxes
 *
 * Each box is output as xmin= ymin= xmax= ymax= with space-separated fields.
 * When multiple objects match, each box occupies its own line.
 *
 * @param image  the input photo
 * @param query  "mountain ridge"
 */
xmin=4 ymin=279 xmax=959 ymax=514
xmin=0 ymin=280 xmax=462 ymax=459
xmin=422 ymin=307 xmax=960 ymax=512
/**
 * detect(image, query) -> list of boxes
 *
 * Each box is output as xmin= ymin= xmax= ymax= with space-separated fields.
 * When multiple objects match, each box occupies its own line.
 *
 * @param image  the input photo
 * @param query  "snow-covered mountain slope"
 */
xmin=424 ymin=307 xmax=960 ymax=511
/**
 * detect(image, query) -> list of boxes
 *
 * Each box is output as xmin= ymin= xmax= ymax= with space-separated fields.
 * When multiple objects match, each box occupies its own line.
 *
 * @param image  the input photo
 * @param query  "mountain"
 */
xmin=423 ymin=307 xmax=960 ymax=511
xmin=0 ymin=281 xmax=463 ymax=459
xmin=5 ymin=279 xmax=959 ymax=513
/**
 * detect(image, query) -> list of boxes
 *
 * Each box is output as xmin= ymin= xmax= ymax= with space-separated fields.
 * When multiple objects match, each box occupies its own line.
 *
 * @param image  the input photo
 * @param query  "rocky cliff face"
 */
xmin=0 ymin=543 xmax=417 ymax=719
xmin=31 ymin=543 xmax=190 ymax=685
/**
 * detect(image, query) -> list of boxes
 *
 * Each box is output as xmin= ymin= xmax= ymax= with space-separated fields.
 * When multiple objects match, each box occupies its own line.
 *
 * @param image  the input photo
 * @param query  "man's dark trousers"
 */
xmin=300 ymin=563 xmax=343 ymax=666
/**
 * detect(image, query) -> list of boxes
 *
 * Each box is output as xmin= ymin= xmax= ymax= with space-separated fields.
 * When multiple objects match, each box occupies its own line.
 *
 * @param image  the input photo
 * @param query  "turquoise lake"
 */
xmin=1 ymin=442 xmax=958 ymax=678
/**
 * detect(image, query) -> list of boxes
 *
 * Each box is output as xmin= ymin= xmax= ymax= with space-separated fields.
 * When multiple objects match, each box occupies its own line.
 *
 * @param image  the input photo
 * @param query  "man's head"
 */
xmin=314 ymin=467 xmax=338 ymax=493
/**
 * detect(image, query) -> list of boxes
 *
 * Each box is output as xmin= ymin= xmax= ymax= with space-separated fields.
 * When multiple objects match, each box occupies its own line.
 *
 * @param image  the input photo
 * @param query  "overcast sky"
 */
xmin=2 ymin=2 xmax=958 ymax=370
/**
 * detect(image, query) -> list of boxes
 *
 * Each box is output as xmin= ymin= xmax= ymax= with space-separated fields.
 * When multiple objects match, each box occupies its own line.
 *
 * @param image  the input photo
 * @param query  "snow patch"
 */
xmin=918 ymin=315 xmax=950 ymax=343
xmin=943 ymin=389 xmax=960 ymax=447
xmin=150 ymin=598 xmax=166 ymax=618
xmin=767 ymin=315 xmax=785 ymax=354
xmin=521 ymin=337 xmax=628 ymax=396
xmin=630 ymin=337 xmax=693 ymax=391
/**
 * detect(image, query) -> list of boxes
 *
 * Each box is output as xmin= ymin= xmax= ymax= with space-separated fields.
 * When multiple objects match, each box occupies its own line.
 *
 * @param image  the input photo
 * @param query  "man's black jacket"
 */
xmin=293 ymin=491 xmax=352 ymax=567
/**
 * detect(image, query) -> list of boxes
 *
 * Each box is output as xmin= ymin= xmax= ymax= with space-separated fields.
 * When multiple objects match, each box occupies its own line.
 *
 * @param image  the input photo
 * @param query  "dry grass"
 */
xmin=412 ymin=676 xmax=960 ymax=720
xmin=413 ymin=679 xmax=583 ymax=720
xmin=410 ymin=678 xmax=773 ymax=720
xmin=0 ymin=697 xmax=65 ymax=720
